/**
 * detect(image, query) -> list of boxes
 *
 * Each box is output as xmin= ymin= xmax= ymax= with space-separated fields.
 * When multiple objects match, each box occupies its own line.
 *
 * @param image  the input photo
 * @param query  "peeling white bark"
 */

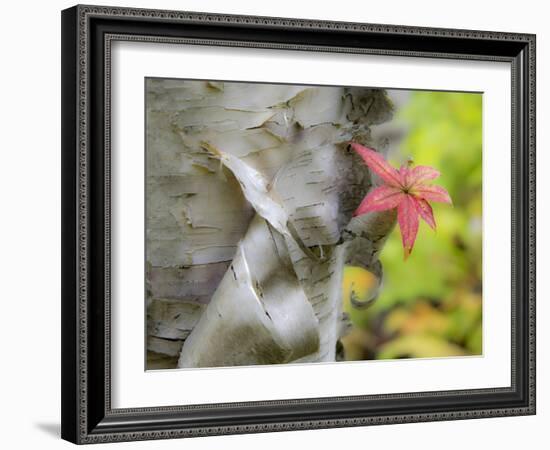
xmin=178 ymin=216 xmax=320 ymax=367
xmin=146 ymin=79 xmax=395 ymax=369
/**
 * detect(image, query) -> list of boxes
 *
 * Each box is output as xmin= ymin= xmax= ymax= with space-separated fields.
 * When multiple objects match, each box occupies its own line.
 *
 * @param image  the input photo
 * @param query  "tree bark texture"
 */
xmin=146 ymin=79 xmax=396 ymax=369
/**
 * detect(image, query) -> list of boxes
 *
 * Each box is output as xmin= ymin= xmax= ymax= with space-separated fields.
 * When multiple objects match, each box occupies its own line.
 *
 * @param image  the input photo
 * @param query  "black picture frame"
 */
xmin=61 ymin=4 xmax=536 ymax=444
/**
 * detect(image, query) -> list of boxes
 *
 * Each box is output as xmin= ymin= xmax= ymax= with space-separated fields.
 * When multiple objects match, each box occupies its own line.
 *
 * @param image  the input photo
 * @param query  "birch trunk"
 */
xmin=146 ymin=79 xmax=396 ymax=369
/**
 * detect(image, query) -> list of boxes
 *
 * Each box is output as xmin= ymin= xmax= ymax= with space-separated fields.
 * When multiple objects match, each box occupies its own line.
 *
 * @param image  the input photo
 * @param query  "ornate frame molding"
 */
xmin=61 ymin=4 xmax=536 ymax=444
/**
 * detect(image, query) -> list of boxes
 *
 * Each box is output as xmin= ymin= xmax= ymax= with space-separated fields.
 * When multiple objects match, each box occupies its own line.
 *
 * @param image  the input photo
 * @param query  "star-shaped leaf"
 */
xmin=350 ymin=142 xmax=452 ymax=259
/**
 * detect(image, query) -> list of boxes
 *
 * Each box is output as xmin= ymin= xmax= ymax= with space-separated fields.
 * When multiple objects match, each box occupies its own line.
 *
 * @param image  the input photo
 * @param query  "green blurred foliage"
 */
xmin=343 ymin=91 xmax=483 ymax=360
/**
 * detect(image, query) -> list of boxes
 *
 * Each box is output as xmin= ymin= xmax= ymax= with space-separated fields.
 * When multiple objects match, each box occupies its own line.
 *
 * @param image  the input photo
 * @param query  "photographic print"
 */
xmin=61 ymin=8 xmax=535 ymax=442
xmin=145 ymin=79 xmax=482 ymax=370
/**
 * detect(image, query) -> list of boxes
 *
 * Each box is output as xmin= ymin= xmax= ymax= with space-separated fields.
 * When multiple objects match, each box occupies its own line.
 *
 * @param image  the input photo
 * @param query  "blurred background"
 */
xmin=342 ymin=90 xmax=483 ymax=361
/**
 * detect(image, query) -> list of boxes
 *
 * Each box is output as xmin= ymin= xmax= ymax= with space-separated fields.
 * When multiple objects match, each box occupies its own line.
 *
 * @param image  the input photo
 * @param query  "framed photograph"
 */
xmin=61 ymin=4 xmax=536 ymax=444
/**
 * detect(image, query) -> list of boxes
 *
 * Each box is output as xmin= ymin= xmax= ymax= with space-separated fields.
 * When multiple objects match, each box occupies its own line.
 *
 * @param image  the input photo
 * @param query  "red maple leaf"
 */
xmin=350 ymin=142 xmax=452 ymax=260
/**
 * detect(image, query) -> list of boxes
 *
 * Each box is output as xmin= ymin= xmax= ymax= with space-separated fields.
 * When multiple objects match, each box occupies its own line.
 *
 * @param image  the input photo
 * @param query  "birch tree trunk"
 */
xmin=146 ymin=79 xmax=396 ymax=369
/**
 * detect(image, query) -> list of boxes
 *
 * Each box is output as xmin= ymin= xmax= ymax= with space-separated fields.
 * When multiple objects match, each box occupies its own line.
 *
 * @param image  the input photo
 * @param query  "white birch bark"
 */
xmin=146 ymin=79 xmax=395 ymax=368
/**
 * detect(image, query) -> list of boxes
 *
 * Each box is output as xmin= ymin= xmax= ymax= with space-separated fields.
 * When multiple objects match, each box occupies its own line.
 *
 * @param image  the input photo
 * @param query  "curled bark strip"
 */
xmin=178 ymin=215 xmax=320 ymax=368
xmin=201 ymin=141 xmax=318 ymax=261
